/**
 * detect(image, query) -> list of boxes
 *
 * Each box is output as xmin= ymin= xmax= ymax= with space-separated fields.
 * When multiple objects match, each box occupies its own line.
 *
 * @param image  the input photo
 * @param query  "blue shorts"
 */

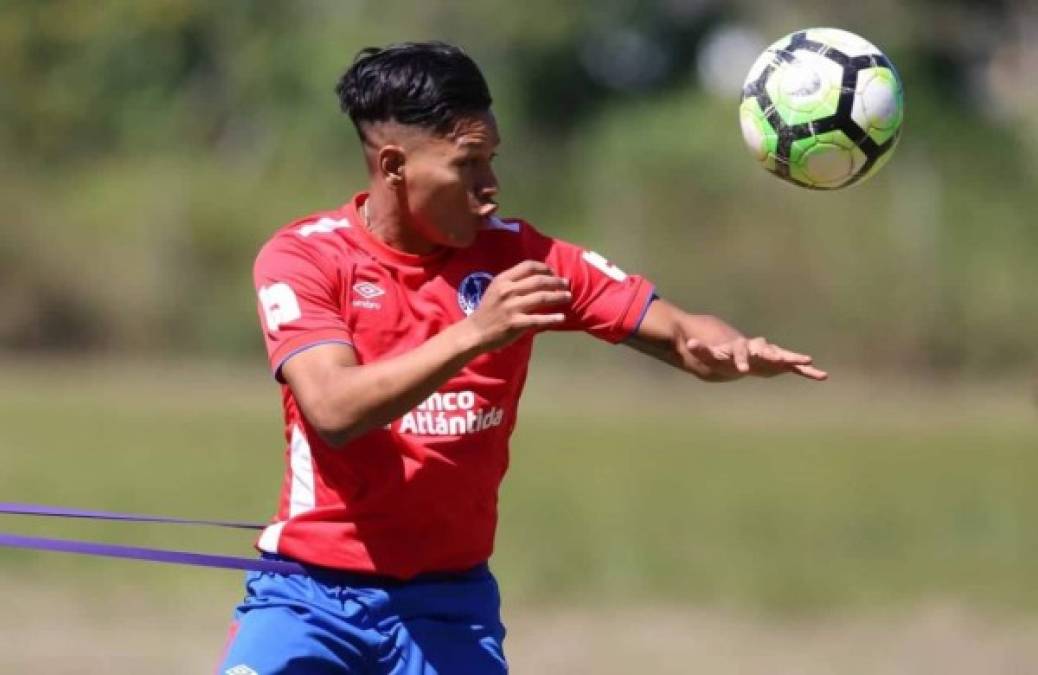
xmin=217 ymin=558 xmax=508 ymax=675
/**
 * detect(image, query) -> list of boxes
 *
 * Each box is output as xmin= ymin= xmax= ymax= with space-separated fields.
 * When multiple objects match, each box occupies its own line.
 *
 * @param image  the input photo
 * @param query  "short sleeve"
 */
xmin=253 ymin=233 xmax=353 ymax=381
xmin=521 ymin=223 xmax=656 ymax=343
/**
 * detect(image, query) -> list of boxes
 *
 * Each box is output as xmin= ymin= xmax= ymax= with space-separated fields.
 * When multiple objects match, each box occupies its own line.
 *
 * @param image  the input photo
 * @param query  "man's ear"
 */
xmin=378 ymin=146 xmax=405 ymax=187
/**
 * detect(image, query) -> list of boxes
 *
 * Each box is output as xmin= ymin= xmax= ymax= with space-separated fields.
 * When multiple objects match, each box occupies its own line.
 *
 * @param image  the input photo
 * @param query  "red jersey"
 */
xmin=253 ymin=192 xmax=655 ymax=579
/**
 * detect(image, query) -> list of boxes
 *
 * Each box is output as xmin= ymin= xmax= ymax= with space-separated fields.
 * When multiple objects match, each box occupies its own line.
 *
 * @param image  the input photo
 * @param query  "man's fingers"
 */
xmin=513 ymin=290 xmax=572 ymax=312
xmin=507 ymin=273 xmax=570 ymax=296
xmin=498 ymin=260 xmax=554 ymax=282
xmin=777 ymin=350 xmax=813 ymax=364
xmin=759 ymin=346 xmax=813 ymax=365
xmin=793 ymin=364 xmax=829 ymax=381
xmin=686 ymin=337 xmax=825 ymax=380
xmin=746 ymin=337 xmax=768 ymax=358
xmin=686 ymin=339 xmax=720 ymax=363
xmin=768 ymin=344 xmax=813 ymax=364
xmin=687 ymin=339 xmax=739 ymax=366
xmin=515 ymin=313 xmax=567 ymax=329
xmin=748 ymin=338 xmax=813 ymax=365
xmin=732 ymin=339 xmax=750 ymax=373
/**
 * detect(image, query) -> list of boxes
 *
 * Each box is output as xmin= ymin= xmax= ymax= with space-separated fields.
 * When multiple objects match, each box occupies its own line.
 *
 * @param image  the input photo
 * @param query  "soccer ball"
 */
xmin=739 ymin=28 xmax=904 ymax=189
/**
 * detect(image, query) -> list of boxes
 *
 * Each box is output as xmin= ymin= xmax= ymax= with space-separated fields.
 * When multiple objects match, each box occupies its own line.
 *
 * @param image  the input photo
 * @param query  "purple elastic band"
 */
xmin=0 ymin=502 xmax=264 ymax=530
xmin=0 ymin=532 xmax=306 ymax=575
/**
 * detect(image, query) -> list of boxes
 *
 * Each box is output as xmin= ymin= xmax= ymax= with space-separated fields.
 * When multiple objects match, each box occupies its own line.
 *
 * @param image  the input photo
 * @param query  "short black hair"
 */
xmin=336 ymin=41 xmax=492 ymax=140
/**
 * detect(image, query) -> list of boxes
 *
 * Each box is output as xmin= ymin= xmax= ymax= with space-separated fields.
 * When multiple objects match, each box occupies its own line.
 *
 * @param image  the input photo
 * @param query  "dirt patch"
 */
xmin=505 ymin=604 xmax=1038 ymax=674
xmin=2 ymin=581 xmax=1036 ymax=674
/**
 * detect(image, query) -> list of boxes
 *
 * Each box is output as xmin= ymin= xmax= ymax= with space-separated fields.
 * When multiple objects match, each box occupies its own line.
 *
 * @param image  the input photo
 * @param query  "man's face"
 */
xmin=401 ymin=111 xmax=500 ymax=249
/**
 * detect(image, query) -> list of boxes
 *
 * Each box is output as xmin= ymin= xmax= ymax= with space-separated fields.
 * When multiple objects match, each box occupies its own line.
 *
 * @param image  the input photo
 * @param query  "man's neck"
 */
xmin=363 ymin=189 xmax=441 ymax=257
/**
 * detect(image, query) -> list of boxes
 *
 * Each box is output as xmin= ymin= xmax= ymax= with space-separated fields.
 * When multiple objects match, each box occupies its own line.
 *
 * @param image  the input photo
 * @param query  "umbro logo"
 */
xmin=353 ymin=282 xmax=385 ymax=299
xmin=352 ymin=281 xmax=384 ymax=310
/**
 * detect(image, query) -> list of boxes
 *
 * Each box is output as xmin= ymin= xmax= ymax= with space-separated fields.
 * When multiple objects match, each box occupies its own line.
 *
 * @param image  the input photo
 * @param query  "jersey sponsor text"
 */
xmin=397 ymin=390 xmax=505 ymax=436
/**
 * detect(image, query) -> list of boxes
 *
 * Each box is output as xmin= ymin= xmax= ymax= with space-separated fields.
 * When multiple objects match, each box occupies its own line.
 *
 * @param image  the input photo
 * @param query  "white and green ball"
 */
xmin=739 ymin=28 xmax=904 ymax=189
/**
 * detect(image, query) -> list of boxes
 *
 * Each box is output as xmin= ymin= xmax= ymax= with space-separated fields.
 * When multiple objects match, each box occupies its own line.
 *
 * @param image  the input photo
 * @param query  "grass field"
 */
xmin=1 ymin=353 xmax=1036 ymax=672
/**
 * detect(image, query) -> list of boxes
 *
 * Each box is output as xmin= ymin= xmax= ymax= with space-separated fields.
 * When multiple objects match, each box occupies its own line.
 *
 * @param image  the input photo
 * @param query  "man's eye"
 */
xmin=457 ymin=154 xmax=495 ymax=169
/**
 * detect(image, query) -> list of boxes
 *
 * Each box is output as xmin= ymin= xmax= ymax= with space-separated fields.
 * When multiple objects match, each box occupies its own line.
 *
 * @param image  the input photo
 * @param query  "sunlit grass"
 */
xmin=1 ymin=357 xmax=1035 ymax=614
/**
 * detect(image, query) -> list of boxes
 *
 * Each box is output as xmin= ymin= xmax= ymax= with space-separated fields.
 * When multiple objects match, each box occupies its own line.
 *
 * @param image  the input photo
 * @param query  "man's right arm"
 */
xmin=283 ymin=260 xmax=570 ymax=447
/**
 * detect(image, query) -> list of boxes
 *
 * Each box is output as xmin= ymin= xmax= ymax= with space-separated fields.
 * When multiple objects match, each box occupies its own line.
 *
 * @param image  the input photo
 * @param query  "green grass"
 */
xmin=500 ymin=416 xmax=1038 ymax=612
xmin=1 ymin=357 xmax=1036 ymax=614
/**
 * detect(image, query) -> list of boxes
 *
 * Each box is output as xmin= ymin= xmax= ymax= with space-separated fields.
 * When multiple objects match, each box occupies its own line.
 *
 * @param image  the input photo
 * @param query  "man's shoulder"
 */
xmin=256 ymin=206 xmax=361 ymax=268
xmin=265 ymin=206 xmax=354 ymax=247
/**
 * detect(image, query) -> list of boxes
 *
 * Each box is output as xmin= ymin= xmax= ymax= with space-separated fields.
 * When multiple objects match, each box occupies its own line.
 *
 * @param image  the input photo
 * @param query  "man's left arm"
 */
xmin=625 ymin=298 xmax=828 ymax=382
xmin=520 ymin=224 xmax=827 ymax=381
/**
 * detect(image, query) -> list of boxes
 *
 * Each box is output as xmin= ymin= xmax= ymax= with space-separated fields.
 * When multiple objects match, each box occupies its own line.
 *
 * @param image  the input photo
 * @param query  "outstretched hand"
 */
xmin=685 ymin=336 xmax=828 ymax=381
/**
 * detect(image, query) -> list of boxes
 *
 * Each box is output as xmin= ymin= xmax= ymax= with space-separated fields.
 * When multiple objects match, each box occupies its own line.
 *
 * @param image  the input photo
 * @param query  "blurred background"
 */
xmin=1 ymin=1 xmax=1036 ymax=672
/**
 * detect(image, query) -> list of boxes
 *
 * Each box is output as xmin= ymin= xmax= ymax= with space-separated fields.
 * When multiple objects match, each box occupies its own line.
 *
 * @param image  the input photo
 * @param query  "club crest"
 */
xmin=458 ymin=272 xmax=493 ymax=316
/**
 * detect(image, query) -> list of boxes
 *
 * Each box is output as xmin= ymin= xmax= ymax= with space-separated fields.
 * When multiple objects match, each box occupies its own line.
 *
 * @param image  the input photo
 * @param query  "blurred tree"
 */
xmin=0 ymin=0 xmax=1034 ymax=372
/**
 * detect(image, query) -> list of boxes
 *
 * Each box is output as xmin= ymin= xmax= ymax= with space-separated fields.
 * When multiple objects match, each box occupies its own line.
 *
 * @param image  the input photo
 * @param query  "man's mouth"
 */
xmin=477 ymin=202 xmax=499 ymax=218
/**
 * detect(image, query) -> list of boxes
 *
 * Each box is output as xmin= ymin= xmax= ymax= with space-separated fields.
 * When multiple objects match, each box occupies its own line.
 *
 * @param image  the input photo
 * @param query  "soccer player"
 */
xmin=218 ymin=41 xmax=827 ymax=675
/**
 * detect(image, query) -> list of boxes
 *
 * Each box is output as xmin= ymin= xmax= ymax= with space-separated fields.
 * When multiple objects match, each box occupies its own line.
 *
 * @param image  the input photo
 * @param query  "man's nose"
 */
xmin=478 ymin=168 xmax=499 ymax=199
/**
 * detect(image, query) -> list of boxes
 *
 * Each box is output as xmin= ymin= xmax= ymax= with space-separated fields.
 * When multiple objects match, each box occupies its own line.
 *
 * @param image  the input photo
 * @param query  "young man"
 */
xmin=219 ymin=41 xmax=826 ymax=674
